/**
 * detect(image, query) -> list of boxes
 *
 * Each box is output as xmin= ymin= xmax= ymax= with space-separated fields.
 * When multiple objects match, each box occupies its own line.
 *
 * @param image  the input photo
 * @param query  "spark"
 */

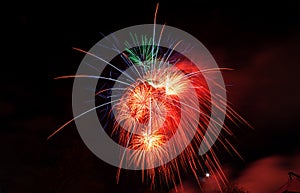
xmin=48 ymin=3 xmax=250 ymax=192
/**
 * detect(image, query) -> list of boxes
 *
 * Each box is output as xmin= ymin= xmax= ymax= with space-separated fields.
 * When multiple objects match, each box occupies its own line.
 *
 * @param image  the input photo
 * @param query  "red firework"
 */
xmin=48 ymin=4 xmax=251 ymax=192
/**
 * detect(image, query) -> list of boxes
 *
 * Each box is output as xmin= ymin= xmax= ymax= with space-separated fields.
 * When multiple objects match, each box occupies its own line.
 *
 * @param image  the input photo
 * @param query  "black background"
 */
xmin=1 ymin=1 xmax=300 ymax=192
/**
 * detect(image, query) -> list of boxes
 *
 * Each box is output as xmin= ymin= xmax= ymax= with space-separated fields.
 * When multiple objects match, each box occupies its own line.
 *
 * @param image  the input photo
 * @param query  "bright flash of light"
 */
xmin=48 ymin=4 xmax=251 ymax=192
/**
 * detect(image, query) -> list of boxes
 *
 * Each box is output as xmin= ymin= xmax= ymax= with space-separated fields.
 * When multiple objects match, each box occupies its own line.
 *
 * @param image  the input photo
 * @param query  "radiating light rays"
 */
xmin=48 ymin=5 xmax=249 ymax=192
xmin=72 ymin=47 xmax=135 ymax=82
xmin=48 ymin=45 xmax=245 ymax=191
xmin=111 ymin=59 xmax=206 ymax=188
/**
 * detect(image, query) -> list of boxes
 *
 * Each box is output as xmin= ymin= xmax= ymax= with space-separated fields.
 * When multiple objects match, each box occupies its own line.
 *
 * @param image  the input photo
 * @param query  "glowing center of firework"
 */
xmin=127 ymin=81 xmax=166 ymax=124
xmin=139 ymin=131 xmax=165 ymax=150
xmin=114 ymin=68 xmax=187 ymax=141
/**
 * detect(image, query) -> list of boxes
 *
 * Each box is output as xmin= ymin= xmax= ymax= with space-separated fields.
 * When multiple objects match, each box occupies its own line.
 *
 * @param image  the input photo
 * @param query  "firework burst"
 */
xmin=48 ymin=4 xmax=250 ymax=192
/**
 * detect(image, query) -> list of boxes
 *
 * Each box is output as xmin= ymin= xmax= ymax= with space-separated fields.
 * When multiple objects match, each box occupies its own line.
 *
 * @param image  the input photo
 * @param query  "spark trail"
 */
xmin=48 ymin=4 xmax=250 ymax=192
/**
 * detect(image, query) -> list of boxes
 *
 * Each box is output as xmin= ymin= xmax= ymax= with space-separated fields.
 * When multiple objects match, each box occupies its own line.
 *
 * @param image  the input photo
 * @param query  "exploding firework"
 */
xmin=48 ymin=4 xmax=250 ymax=192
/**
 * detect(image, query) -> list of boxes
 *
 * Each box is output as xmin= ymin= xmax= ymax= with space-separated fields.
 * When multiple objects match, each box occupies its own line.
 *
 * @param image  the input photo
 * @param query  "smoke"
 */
xmin=234 ymin=152 xmax=300 ymax=193
xmin=168 ymin=151 xmax=300 ymax=193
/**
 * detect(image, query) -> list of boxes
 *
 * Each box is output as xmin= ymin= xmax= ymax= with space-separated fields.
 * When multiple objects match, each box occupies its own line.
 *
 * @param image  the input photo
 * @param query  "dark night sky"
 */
xmin=1 ymin=1 xmax=300 ymax=193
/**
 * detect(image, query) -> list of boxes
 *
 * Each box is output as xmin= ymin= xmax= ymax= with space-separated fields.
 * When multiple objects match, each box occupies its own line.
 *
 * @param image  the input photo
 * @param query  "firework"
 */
xmin=111 ymin=55 xmax=229 ymax=189
xmin=48 ymin=4 xmax=250 ymax=192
